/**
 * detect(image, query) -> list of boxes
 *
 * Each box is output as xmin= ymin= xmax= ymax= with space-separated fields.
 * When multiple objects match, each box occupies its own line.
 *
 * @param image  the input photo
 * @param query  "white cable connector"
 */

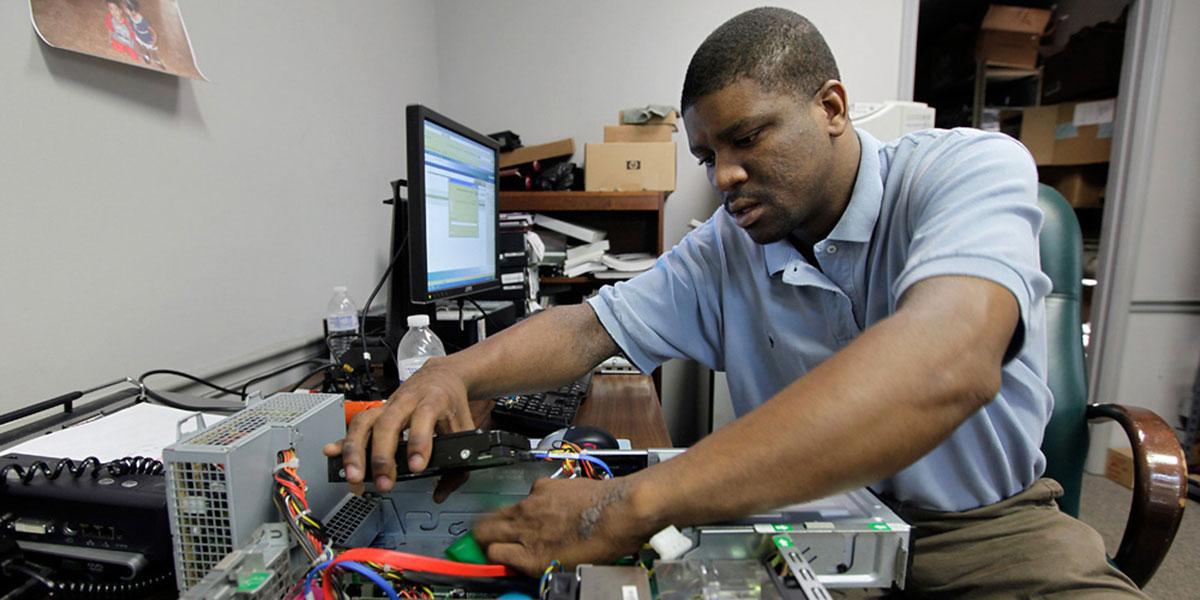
xmin=649 ymin=525 xmax=693 ymax=560
xmin=273 ymin=458 xmax=299 ymax=473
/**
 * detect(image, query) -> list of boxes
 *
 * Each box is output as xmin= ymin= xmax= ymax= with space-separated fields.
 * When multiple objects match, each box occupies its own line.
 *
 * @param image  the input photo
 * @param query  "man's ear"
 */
xmin=815 ymin=80 xmax=850 ymax=137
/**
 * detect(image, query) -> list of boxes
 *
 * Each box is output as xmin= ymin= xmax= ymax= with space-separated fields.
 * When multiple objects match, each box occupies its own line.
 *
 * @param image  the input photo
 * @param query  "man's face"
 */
xmin=684 ymin=78 xmax=836 ymax=244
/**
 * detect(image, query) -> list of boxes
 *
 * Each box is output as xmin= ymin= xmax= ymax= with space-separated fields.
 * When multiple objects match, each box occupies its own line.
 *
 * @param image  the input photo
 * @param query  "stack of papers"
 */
xmin=594 ymin=252 xmax=657 ymax=279
xmin=1 ymin=403 xmax=227 ymax=462
xmin=530 ymin=215 xmax=656 ymax=280
xmin=533 ymin=214 xmax=606 ymax=243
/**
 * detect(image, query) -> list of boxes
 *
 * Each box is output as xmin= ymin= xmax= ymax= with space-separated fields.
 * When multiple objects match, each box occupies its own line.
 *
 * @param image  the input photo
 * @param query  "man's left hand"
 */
xmin=473 ymin=476 xmax=654 ymax=576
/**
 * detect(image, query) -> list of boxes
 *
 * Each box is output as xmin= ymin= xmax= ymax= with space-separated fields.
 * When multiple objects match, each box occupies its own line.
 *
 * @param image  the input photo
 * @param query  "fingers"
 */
xmin=340 ymin=407 xmax=384 ymax=491
xmin=322 ymin=440 xmax=342 ymax=457
xmin=452 ymin=400 xmax=476 ymax=431
xmin=406 ymin=401 xmax=443 ymax=473
xmin=473 ymin=515 xmax=522 ymax=546
xmin=484 ymin=543 xmax=542 ymax=576
xmin=433 ymin=471 xmax=470 ymax=503
xmin=368 ymin=401 xmax=418 ymax=493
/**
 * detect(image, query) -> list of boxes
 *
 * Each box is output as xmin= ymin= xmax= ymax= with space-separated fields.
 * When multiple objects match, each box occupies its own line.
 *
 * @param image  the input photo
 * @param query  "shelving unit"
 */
xmin=500 ymin=190 xmax=668 ymax=294
xmin=501 ymin=190 xmax=669 ymax=394
xmin=500 ymin=190 xmax=667 ymax=254
xmin=971 ymin=62 xmax=1043 ymax=128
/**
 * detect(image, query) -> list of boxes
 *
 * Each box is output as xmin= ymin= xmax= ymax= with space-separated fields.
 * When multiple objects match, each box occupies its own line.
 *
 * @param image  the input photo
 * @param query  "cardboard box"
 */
xmin=499 ymin=138 xmax=575 ymax=169
xmin=1041 ymin=22 xmax=1124 ymax=104
xmin=976 ymin=5 xmax=1052 ymax=69
xmin=1105 ymin=446 xmax=1134 ymax=490
xmin=1039 ymin=164 xmax=1108 ymax=208
xmin=1019 ymin=99 xmax=1115 ymax=166
xmin=618 ymin=110 xmax=679 ymax=131
xmin=584 ymin=142 xmax=676 ymax=192
xmin=604 ymin=124 xmax=675 ymax=143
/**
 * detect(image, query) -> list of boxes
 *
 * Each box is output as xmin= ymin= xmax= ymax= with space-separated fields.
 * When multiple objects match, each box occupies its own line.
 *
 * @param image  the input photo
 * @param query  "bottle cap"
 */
xmin=333 ymin=285 xmax=348 ymax=293
xmin=407 ymin=314 xmax=430 ymax=328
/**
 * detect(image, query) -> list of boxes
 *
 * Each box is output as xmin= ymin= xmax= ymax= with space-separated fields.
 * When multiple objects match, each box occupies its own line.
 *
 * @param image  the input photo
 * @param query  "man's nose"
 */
xmin=712 ymin=157 xmax=748 ymax=192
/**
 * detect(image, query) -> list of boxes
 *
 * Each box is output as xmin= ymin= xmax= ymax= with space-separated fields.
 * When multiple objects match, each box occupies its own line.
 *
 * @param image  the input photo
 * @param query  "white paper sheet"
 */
xmin=1073 ymin=99 xmax=1116 ymax=127
xmin=1 ymin=403 xmax=225 ymax=462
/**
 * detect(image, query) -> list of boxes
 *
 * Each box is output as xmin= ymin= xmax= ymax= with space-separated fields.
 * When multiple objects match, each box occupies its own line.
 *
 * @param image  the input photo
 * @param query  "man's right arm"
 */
xmin=322 ymin=303 xmax=617 ymax=492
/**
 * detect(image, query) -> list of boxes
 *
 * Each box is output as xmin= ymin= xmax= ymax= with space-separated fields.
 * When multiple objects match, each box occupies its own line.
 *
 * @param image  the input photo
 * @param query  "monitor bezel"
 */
xmin=405 ymin=104 xmax=503 ymax=304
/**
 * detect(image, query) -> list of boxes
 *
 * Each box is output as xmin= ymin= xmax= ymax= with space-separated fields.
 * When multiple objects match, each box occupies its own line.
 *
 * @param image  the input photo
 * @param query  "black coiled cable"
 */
xmin=0 ymin=456 xmax=163 ymax=485
xmin=104 ymin=456 xmax=164 ymax=477
xmin=47 ymin=571 xmax=174 ymax=599
xmin=2 ymin=560 xmax=173 ymax=599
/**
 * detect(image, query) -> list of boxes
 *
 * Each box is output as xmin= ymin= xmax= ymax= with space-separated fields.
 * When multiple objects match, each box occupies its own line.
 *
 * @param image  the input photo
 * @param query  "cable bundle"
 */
xmin=303 ymin=548 xmax=518 ymax=600
xmin=272 ymin=449 xmax=329 ymax=562
xmin=534 ymin=441 xmax=614 ymax=480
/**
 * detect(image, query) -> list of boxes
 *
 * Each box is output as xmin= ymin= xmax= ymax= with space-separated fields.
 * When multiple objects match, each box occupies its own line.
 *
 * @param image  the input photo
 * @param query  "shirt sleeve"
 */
xmin=586 ymin=218 xmax=725 ymax=373
xmin=891 ymin=131 xmax=1052 ymax=361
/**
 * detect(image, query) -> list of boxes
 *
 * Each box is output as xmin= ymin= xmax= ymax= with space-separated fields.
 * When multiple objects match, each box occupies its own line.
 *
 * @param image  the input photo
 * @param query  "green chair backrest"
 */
xmin=1036 ymin=184 xmax=1090 ymax=517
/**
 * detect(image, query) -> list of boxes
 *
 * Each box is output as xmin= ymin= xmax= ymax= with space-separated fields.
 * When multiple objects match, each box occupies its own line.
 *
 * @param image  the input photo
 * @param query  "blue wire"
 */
xmin=330 ymin=560 xmax=401 ymax=600
xmin=304 ymin=559 xmax=399 ymax=600
xmin=304 ymin=559 xmax=334 ymax=594
xmin=539 ymin=560 xmax=560 ymax=597
xmin=532 ymin=452 xmax=614 ymax=478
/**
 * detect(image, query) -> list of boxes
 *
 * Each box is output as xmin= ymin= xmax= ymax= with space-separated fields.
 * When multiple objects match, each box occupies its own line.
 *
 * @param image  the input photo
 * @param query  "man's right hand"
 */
xmin=322 ymin=358 xmax=476 ymax=493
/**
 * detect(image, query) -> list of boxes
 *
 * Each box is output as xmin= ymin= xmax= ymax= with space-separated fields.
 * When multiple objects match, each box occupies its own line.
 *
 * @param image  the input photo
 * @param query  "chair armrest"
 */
xmin=1086 ymin=403 xmax=1188 ymax=588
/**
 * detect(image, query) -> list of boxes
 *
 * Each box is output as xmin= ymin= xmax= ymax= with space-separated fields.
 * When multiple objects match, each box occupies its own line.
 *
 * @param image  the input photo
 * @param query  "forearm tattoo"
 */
xmin=577 ymin=482 xmax=629 ymax=540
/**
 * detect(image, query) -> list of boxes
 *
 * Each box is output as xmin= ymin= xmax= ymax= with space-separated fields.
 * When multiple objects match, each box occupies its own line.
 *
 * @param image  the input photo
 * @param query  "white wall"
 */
xmin=0 ymin=1 xmax=440 ymax=414
xmin=0 ymin=1 xmax=918 ymax=444
xmin=432 ymin=0 xmax=915 ymax=443
xmin=1094 ymin=0 xmax=1200 ymax=439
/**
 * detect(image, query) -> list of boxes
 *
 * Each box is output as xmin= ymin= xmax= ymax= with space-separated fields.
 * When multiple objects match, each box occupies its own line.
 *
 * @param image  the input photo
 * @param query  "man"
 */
xmin=326 ymin=7 xmax=1146 ymax=598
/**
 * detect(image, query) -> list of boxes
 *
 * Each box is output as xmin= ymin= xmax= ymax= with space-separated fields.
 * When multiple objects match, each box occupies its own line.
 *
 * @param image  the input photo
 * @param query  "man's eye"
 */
xmin=734 ymin=129 xmax=762 ymax=147
xmin=697 ymin=156 xmax=715 ymax=167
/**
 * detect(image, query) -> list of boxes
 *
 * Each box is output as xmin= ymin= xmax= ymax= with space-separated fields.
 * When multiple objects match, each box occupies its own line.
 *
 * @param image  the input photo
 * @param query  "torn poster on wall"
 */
xmin=30 ymin=0 xmax=207 ymax=80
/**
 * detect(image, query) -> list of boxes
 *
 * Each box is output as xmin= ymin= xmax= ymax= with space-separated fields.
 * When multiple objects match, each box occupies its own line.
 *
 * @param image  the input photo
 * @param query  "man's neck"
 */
xmin=788 ymin=232 xmax=823 ymax=272
xmin=802 ymin=128 xmax=863 ymax=244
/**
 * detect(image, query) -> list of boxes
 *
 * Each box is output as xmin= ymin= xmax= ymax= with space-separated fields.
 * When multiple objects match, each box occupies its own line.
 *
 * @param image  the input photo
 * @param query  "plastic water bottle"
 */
xmin=396 ymin=314 xmax=446 ymax=384
xmin=325 ymin=286 xmax=359 ymax=364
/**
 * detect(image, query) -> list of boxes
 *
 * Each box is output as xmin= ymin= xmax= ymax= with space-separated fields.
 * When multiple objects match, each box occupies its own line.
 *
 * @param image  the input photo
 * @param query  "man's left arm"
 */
xmin=474 ymin=132 xmax=1046 ymax=574
xmin=475 ymin=273 xmax=1018 ymax=574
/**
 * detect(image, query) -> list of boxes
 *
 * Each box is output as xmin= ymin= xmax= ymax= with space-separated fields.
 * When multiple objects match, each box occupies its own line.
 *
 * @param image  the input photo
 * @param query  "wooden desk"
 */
xmin=463 ymin=374 xmax=672 ymax=448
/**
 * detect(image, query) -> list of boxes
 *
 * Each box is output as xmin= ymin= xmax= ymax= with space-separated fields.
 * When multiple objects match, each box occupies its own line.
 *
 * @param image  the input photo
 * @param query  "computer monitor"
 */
xmin=405 ymin=104 xmax=502 ymax=303
xmin=382 ymin=106 xmax=502 ymax=382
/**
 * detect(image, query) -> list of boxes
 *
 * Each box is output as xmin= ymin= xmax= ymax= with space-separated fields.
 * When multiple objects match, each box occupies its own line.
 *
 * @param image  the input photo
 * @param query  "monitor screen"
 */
xmin=405 ymin=105 xmax=501 ymax=303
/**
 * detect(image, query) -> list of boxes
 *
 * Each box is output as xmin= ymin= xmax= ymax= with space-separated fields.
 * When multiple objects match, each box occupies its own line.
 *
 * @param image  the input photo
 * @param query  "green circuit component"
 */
xmin=444 ymin=531 xmax=489 ymax=565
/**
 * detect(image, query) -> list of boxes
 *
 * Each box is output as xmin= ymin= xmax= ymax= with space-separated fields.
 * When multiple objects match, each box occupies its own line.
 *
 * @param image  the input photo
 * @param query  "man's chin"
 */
xmin=743 ymin=225 xmax=788 ymax=245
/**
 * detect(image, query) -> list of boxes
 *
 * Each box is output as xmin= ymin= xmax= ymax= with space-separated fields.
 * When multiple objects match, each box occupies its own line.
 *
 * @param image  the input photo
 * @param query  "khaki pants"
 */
xmin=838 ymin=479 xmax=1147 ymax=599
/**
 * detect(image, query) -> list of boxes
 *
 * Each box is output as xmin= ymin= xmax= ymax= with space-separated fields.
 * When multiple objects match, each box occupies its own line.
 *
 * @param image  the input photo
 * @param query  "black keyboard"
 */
xmin=490 ymin=374 xmax=592 ymax=437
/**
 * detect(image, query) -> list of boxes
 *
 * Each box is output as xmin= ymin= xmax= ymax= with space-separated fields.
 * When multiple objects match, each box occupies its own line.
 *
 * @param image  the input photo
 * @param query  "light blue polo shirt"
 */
xmin=587 ymin=128 xmax=1053 ymax=511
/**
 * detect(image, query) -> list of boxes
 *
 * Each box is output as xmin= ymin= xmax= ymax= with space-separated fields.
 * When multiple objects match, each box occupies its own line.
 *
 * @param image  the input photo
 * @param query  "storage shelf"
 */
xmin=540 ymin=276 xmax=593 ymax=284
xmin=500 ymin=191 xmax=665 ymax=212
xmin=984 ymin=67 xmax=1041 ymax=81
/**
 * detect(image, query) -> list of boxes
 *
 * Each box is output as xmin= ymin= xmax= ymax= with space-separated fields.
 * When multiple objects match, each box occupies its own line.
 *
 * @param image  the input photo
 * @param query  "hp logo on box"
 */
xmin=626 ymin=160 xmax=641 ymax=170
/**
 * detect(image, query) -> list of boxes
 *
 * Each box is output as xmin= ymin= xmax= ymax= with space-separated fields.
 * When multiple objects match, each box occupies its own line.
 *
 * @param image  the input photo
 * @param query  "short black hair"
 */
xmin=681 ymin=7 xmax=841 ymax=111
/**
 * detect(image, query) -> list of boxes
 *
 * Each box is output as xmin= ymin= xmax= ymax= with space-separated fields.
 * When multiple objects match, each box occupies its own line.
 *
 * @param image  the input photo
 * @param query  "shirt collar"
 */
xmin=763 ymin=128 xmax=884 ymax=277
xmin=825 ymin=128 xmax=884 ymax=243
xmin=763 ymin=237 xmax=800 ymax=277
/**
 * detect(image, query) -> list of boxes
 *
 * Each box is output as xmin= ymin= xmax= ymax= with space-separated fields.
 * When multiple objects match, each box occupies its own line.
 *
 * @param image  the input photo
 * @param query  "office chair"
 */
xmin=1036 ymin=184 xmax=1188 ymax=587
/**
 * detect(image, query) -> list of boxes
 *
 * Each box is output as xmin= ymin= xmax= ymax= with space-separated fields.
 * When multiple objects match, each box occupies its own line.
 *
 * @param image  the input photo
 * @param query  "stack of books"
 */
xmin=596 ymin=252 xmax=657 ymax=279
xmin=531 ymin=214 xmax=657 ymax=280
xmin=533 ymin=214 xmax=607 ymax=277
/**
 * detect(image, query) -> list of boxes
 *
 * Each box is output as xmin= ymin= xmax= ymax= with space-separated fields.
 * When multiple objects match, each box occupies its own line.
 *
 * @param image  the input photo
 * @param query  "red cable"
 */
xmin=332 ymin=548 xmax=518 ymax=578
